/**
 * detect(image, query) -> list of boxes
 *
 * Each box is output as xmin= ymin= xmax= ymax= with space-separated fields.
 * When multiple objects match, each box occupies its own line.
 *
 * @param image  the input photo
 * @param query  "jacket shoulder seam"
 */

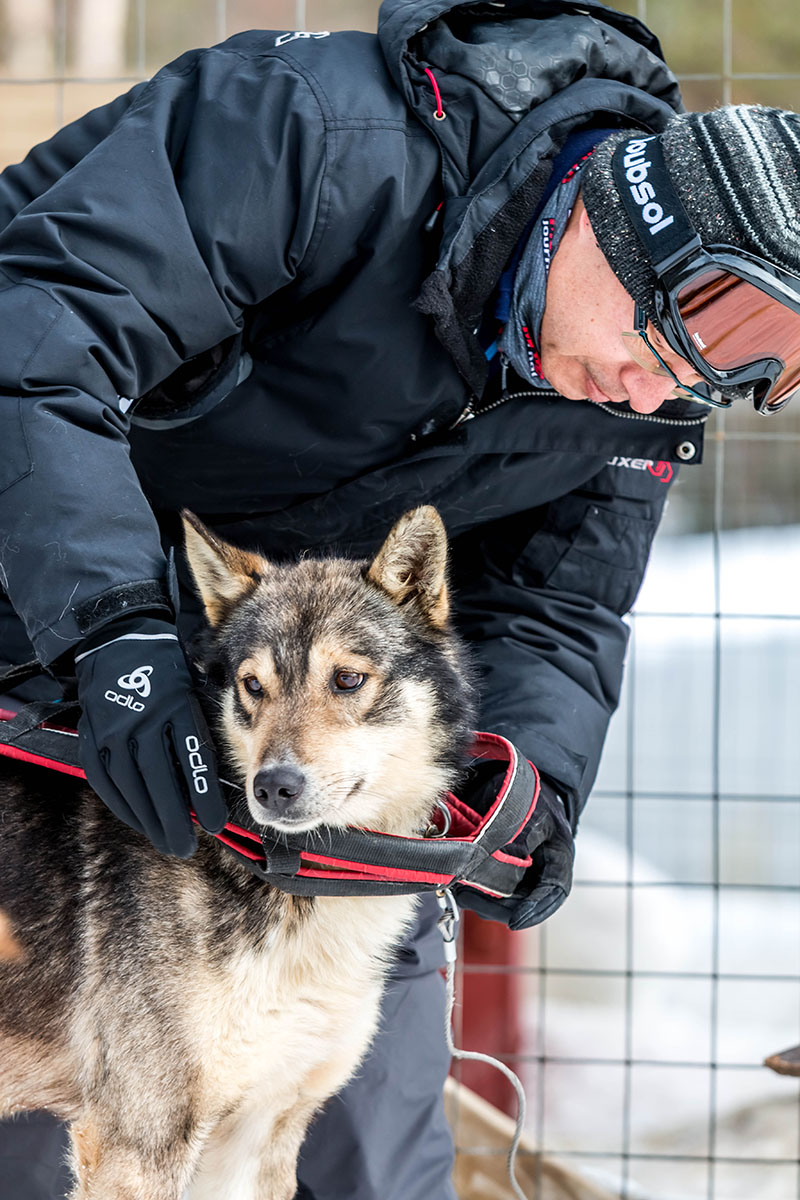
xmin=271 ymin=50 xmax=338 ymax=276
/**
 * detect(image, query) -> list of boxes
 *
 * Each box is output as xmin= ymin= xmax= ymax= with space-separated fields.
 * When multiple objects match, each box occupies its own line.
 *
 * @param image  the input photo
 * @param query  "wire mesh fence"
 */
xmin=2 ymin=2 xmax=800 ymax=1198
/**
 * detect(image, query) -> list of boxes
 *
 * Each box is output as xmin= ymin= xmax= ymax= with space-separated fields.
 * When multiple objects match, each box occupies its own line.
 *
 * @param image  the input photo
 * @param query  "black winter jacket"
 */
xmin=0 ymin=0 xmax=708 ymax=824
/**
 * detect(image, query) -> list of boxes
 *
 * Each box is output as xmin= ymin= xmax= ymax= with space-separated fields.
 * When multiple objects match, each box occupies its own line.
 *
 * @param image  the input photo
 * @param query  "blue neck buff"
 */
xmin=494 ymin=129 xmax=615 ymax=389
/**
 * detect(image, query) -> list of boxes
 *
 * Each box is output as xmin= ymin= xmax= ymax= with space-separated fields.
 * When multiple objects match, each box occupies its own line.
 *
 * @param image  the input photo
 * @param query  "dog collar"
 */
xmin=206 ymin=732 xmax=540 ymax=899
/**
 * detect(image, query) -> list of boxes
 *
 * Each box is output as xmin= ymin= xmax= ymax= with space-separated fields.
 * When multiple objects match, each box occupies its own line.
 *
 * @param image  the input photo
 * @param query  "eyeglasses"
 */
xmin=621 ymin=309 xmax=711 ymax=404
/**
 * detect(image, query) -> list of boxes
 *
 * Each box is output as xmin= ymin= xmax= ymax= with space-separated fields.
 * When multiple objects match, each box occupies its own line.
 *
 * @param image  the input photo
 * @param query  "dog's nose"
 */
xmin=253 ymin=765 xmax=307 ymax=814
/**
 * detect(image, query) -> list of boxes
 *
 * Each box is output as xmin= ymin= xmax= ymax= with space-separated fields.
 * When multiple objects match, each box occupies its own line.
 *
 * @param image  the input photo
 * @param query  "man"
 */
xmin=1 ymin=0 xmax=799 ymax=1195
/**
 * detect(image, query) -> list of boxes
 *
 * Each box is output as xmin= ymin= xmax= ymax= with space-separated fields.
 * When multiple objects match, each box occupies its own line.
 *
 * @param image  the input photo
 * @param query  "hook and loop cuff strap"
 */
xmin=72 ymin=578 xmax=175 ymax=640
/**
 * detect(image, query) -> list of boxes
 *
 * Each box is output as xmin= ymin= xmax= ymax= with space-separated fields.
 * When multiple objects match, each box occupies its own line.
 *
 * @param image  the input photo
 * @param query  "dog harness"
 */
xmin=0 ymin=676 xmax=540 ymax=901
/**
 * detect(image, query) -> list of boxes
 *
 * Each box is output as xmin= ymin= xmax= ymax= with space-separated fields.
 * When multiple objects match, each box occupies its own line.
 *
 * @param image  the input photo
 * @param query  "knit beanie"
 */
xmin=581 ymin=105 xmax=800 ymax=327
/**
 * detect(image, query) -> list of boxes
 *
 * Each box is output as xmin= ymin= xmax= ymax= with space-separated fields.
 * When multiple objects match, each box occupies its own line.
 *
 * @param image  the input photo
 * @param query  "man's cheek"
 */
xmin=540 ymin=352 xmax=585 ymax=400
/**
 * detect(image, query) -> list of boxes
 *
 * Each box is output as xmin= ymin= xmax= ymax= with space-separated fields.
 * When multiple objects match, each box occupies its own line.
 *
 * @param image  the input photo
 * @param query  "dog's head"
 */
xmin=182 ymin=508 xmax=474 ymax=837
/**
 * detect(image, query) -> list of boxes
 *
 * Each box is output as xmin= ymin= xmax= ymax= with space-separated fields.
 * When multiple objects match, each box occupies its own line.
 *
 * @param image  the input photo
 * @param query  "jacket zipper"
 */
xmin=454 ymin=346 xmax=710 ymax=430
xmin=452 ymin=388 xmax=710 ymax=430
xmin=589 ymin=401 xmax=709 ymax=428
xmin=450 ymin=393 xmax=509 ymax=427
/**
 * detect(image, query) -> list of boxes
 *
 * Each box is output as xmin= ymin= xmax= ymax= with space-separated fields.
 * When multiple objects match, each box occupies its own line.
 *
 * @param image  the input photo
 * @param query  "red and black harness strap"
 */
xmin=0 ymin=687 xmax=539 ymax=899
xmin=0 ymin=701 xmax=84 ymax=779
xmin=233 ymin=735 xmax=540 ymax=898
xmin=0 ymin=659 xmax=83 ymax=775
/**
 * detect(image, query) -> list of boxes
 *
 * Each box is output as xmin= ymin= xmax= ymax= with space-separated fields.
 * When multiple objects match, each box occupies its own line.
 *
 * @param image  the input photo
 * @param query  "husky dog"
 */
xmin=0 ymin=506 xmax=473 ymax=1200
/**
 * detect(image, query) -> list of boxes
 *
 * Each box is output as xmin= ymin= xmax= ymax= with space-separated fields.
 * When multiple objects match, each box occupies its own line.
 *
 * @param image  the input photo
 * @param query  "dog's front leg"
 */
xmin=187 ymin=1099 xmax=288 ymax=1200
xmin=254 ymin=1096 xmax=322 ymax=1200
xmin=186 ymin=1093 xmax=321 ymax=1200
xmin=68 ymin=1113 xmax=199 ymax=1200
xmin=253 ymin=1038 xmax=378 ymax=1200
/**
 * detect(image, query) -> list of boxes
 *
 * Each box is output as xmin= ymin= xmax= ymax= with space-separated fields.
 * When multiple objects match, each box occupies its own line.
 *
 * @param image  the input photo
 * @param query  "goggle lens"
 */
xmin=676 ymin=269 xmax=800 ymax=408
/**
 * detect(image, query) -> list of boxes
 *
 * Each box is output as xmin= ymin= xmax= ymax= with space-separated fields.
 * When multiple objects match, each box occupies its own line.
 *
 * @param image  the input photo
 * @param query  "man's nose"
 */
xmin=622 ymin=364 xmax=692 ymax=415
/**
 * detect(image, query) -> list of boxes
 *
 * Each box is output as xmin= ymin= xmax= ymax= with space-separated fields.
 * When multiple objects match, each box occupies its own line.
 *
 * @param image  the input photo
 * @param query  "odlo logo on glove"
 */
xmin=104 ymin=664 xmax=153 ymax=712
xmin=185 ymin=735 xmax=210 ymax=794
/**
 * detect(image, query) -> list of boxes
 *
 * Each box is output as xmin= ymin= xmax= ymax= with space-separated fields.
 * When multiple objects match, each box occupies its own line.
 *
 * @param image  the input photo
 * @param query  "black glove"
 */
xmin=74 ymin=616 xmax=227 ymax=856
xmin=454 ymin=774 xmax=574 ymax=930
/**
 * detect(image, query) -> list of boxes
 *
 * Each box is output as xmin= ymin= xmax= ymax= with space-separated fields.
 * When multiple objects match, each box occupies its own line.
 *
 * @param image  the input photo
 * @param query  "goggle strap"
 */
xmin=611 ymin=134 xmax=702 ymax=275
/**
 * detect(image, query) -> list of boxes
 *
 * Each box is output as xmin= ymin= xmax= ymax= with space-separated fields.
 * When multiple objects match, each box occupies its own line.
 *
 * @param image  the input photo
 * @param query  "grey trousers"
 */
xmin=0 ymin=899 xmax=457 ymax=1200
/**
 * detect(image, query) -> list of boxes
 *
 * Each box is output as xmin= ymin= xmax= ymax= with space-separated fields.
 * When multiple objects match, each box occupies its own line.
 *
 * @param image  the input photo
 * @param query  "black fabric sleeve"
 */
xmin=0 ymin=46 xmax=327 ymax=664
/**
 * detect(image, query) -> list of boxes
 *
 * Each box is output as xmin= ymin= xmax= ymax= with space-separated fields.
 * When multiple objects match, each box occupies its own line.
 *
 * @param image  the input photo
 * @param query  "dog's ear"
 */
xmin=181 ymin=510 xmax=265 ymax=627
xmin=367 ymin=506 xmax=449 ymax=628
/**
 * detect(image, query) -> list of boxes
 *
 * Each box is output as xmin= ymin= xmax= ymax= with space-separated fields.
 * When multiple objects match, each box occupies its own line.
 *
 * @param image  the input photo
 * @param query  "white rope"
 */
xmin=436 ymin=888 xmax=530 ymax=1200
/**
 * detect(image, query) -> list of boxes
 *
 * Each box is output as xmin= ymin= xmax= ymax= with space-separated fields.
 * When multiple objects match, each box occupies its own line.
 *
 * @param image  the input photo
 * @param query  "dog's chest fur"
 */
xmin=159 ymin=858 xmax=419 ymax=1110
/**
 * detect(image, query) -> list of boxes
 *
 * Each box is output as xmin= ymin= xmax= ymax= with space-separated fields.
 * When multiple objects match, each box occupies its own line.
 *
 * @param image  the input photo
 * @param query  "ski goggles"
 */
xmin=611 ymin=133 xmax=800 ymax=413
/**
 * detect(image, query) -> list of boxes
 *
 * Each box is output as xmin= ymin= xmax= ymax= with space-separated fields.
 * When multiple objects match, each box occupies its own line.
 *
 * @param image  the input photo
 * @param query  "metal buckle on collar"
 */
xmin=424 ymin=798 xmax=453 ymax=838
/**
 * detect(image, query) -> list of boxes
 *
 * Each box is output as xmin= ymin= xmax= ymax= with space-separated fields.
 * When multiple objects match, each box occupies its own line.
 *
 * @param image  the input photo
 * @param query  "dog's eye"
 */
xmin=242 ymin=675 xmax=264 ymax=697
xmin=331 ymin=670 xmax=365 ymax=693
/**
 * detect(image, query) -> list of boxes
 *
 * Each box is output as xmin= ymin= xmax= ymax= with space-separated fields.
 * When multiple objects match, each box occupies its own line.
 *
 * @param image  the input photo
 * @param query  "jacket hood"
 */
xmin=380 ymin=0 xmax=685 ymax=396
xmin=378 ymin=0 xmax=682 ymax=188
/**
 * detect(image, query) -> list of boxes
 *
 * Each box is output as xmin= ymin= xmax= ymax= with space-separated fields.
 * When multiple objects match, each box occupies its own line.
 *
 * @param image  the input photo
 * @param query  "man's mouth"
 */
xmin=584 ymin=370 xmax=624 ymax=406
